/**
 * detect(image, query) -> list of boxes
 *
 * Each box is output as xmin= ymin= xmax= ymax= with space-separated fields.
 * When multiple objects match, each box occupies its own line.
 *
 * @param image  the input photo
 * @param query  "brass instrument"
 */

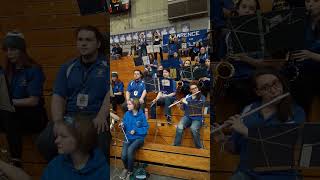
xmin=213 ymin=60 xmax=235 ymax=97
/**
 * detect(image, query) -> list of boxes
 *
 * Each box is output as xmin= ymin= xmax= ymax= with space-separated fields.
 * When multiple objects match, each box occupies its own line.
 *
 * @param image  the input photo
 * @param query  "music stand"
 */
xmin=180 ymin=67 xmax=193 ymax=80
xmin=299 ymin=123 xmax=320 ymax=168
xmin=144 ymin=77 xmax=160 ymax=93
xmin=247 ymin=123 xmax=300 ymax=171
xmin=224 ymin=8 xmax=305 ymax=56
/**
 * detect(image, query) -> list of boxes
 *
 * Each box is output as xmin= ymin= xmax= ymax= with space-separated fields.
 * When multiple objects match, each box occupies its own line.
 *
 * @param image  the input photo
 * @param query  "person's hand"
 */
xmin=93 ymin=116 xmax=108 ymax=134
xmin=130 ymin=130 xmax=135 ymax=135
xmin=181 ymin=98 xmax=188 ymax=105
xmin=224 ymin=114 xmax=247 ymax=136
xmin=213 ymin=123 xmax=227 ymax=143
xmin=291 ymin=50 xmax=315 ymax=61
xmin=161 ymin=94 xmax=167 ymax=98
xmin=139 ymin=98 xmax=144 ymax=104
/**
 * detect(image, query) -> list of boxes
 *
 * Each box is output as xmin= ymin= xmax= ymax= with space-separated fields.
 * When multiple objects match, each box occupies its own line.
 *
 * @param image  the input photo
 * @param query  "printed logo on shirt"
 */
xmin=20 ymin=79 xmax=28 ymax=86
xmin=161 ymin=79 xmax=170 ymax=86
xmin=96 ymin=68 xmax=105 ymax=77
xmin=133 ymin=90 xmax=138 ymax=96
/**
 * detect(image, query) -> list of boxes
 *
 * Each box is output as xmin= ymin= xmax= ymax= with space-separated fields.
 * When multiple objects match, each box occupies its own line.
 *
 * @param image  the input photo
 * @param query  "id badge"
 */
xmin=133 ymin=90 xmax=138 ymax=97
xmin=77 ymin=94 xmax=89 ymax=108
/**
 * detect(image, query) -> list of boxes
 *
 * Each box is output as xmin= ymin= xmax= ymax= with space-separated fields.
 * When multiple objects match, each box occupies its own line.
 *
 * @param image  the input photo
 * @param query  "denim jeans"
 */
xmin=121 ymin=138 xmax=144 ymax=171
xmin=173 ymin=116 xmax=203 ymax=148
xmin=150 ymin=96 xmax=175 ymax=119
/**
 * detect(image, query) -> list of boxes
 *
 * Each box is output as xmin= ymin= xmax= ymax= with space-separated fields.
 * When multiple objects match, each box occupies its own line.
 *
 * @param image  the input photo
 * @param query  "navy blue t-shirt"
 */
xmin=10 ymin=66 xmax=45 ymax=100
xmin=230 ymin=101 xmax=305 ymax=179
xmin=53 ymin=54 xmax=108 ymax=114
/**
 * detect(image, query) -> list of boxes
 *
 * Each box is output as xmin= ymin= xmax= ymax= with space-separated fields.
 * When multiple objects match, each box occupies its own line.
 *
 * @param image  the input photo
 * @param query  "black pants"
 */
xmin=154 ymin=47 xmax=163 ymax=61
xmin=111 ymin=95 xmax=125 ymax=111
xmin=0 ymin=107 xmax=47 ymax=160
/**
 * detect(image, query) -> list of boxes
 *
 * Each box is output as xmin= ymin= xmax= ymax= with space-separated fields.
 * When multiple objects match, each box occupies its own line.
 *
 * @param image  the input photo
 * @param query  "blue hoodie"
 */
xmin=41 ymin=148 xmax=109 ymax=180
xmin=123 ymin=109 xmax=149 ymax=140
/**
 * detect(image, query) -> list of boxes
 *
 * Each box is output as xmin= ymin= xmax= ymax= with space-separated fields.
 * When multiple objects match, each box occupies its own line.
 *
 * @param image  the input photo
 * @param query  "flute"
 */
xmin=168 ymin=91 xmax=201 ymax=108
xmin=212 ymin=92 xmax=290 ymax=133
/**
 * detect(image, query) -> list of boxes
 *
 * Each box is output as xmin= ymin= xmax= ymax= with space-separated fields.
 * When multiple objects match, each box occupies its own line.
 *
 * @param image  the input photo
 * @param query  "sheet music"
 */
xmin=147 ymin=45 xmax=154 ymax=53
xmin=142 ymin=56 xmax=150 ymax=65
xmin=153 ymin=45 xmax=161 ymax=52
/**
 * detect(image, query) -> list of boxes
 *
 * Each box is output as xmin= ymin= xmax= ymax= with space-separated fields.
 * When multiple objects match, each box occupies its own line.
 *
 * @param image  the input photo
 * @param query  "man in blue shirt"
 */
xmin=150 ymin=68 xmax=176 ymax=124
xmin=122 ymin=70 xmax=147 ymax=112
xmin=37 ymin=26 xmax=109 ymax=163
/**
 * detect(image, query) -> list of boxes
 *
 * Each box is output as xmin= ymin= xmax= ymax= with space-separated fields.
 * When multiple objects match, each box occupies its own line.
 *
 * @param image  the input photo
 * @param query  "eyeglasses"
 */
xmin=190 ymin=87 xmax=198 ymax=91
xmin=257 ymin=79 xmax=282 ymax=92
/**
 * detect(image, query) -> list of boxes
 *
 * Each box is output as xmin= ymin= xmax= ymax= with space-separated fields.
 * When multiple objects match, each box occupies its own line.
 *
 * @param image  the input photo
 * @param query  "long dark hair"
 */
xmin=111 ymin=74 xmax=123 ymax=87
xmin=251 ymin=68 xmax=293 ymax=122
xmin=4 ymin=51 xmax=40 ymax=82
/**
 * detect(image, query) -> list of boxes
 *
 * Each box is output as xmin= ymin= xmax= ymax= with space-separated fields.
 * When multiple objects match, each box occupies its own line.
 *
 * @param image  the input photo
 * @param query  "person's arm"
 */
xmin=291 ymin=50 xmax=320 ymax=62
xmin=125 ymin=91 xmax=130 ymax=101
xmin=140 ymin=90 xmax=147 ymax=101
xmin=51 ymin=94 xmax=66 ymax=123
xmin=133 ymin=115 xmax=149 ymax=135
xmin=12 ymin=97 xmax=39 ymax=107
xmin=0 ymin=160 xmax=31 ymax=180
xmin=93 ymin=92 xmax=109 ymax=133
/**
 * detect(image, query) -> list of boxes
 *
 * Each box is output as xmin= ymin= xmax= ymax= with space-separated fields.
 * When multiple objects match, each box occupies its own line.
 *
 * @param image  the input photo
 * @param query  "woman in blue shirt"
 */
xmin=2 ymin=31 xmax=47 ymax=167
xmin=217 ymin=69 xmax=305 ymax=180
xmin=119 ymin=98 xmax=149 ymax=179
xmin=41 ymin=114 xmax=108 ymax=180
xmin=111 ymin=72 xmax=125 ymax=112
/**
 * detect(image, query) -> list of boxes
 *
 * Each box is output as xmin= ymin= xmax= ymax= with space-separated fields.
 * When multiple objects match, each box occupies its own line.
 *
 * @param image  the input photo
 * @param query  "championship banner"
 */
xmin=162 ymin=29 xmax=208 ymax=53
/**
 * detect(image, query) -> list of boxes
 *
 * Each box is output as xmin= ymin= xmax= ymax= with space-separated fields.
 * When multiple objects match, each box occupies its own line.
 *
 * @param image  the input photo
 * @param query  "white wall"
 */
xmin=110 ymin=0 xmax=209 ymax=35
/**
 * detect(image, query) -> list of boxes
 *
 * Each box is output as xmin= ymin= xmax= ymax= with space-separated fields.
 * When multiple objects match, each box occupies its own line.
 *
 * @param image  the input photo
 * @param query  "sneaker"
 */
xmin=166 ymin=115 xmax=172 ymax=125
xmin=126 ymin=172 xmax=133 ymax=180
xmin=120 ymin=169 xmax=128 ymax=179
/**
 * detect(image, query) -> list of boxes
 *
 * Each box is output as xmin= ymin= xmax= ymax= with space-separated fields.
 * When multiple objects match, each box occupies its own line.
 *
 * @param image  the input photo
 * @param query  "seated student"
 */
xmin=179 ymin=59 xmax=193 ymax=96
xmin=215 ymin=69 xmax=305 ymax=180
xmin=144 ymin=53 xmax=158 ymax=78
xmin=111 ymin=72 xmax=125 ymax=112
xmin=41 ymin=114 xmax=109 ymax=180
xmin=122 ymin=70 xmax=147 ymax=112
xmin=173 ymin=83 xmax=206 ymax=149
xmin=189 ymin=42 xmax=201 ymax=61
xmin=150 ymin=68 xmax=176 ymax=124
xmin=198 ymin=47 xmax=208 ymax=64
xmin=2 ymin=31 xmax=47 ymax=167
xmin=119 ymin=98 xmax=149 ymax=180
xmin=180 ymin=37 xmax=189 ymax=57
xmin=198 ymin=58 xmax=211 ymax=97
xmin=156 ymin=65 xmax=164 ymax=78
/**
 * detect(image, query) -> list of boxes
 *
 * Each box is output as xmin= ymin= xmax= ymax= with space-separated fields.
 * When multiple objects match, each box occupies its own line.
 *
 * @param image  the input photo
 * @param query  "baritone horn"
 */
xmin=214 ymin=60 xmax=235 ymax=80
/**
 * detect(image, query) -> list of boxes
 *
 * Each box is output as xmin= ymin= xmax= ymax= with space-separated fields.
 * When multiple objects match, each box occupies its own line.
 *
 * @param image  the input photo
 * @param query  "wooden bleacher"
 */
xmin=110 ymin=55 xmax=211 ymax=179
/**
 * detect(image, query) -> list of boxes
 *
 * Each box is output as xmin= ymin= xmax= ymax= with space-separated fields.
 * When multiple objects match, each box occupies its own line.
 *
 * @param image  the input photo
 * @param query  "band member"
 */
xmin=111 ymin=72 xmax=125 ymax=112
xmin=179 ymin=60 xmax=193 ymax=96
xmin=189 ymin=41 xmax=201 ymax=61
xmin=122 ymin=70 xmax=147 ymax=112
xmin=180 ymin=37 xmax=189 ymax=57
xmin=198 ymin=58 xmax=211 ymax=97
xmin=153 ymin=31 xmax=163 ymax=62
xmin=156 ymin=65 xmax=164 ymax=78
xmin=150 ymin=68 xmax=176 ymax=124
xmin=144 ymin=53 xmax=158 ymax=78
xmin=215 ymin=69 xmax=305 ymax=180
xmin=198 ymin=47 xmax=209 ymax=64
xmin=119 ymin=98 xmax=149 ymax=180
xmin=173 ymin=83 xmax=206 ymax=149
xmin=2 ymin=31 xmax=47 ymax=167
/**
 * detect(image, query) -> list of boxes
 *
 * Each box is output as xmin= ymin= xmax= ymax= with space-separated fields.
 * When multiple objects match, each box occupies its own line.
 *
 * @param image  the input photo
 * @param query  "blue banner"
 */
xmin=162 ymin=29 xmax=207 ymax=53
